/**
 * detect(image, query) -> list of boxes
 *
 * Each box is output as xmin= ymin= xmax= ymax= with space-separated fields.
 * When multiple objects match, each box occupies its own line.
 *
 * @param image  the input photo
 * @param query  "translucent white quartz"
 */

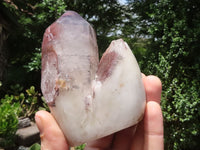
xmin=41 ymin=11 xmax=146 ymax=146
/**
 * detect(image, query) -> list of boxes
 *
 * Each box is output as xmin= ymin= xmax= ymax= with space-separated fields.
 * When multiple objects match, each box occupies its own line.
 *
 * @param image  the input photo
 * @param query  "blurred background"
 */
xmin=0 ymin=0 xmax=199 ymax=150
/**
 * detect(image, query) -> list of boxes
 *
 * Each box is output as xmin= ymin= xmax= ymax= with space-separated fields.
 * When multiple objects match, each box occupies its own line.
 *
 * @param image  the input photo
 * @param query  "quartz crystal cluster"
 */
xmin=41 ymin=11 xmax=146 ymax=146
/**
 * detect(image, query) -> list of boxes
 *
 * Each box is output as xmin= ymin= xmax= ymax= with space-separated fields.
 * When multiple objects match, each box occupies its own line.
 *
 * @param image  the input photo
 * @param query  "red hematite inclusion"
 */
xmin=41 ymin=10 xmax=146 ymax=146
xmin=97 ymin=51 xmax=121 ymax=82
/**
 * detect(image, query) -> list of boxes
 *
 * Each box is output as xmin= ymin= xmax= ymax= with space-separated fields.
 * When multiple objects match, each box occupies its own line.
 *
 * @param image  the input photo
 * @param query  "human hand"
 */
xmin=35 ymin=74 xmax=163 ymax=150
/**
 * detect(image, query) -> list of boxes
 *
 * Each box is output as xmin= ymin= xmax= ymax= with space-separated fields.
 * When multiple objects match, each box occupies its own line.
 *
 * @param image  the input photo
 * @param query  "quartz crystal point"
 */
xmin=41 ymin=11 xmax=146 ymax=146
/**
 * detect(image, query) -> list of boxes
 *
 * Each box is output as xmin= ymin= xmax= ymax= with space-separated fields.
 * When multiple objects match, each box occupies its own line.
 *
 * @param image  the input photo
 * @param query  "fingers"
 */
xmin=85 ymin=134 xmax=114 ymax=150
xmin=131 ymin=75 xmax=163 ymax=150
xmin=130 ymin=120 xmax=144 ymax=150
xmin=35 ymin=110 xmax=68 ymax=150
xmin=143 ymin=75 xmax=163 ymax=150
xmin=142 ymin=75 xmax=162 ymax=103
xmin=144 ymin=101 xmax=164 ymax=150
xmin=34 ymin=75 xmax=163 ymax=150
xmin=111 ymin=126 xmax=137 ymax=150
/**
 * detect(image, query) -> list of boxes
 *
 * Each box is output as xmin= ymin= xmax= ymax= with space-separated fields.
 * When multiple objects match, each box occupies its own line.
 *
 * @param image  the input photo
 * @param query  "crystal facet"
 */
xmin=41 ymin=11 xmax=146 ymax=146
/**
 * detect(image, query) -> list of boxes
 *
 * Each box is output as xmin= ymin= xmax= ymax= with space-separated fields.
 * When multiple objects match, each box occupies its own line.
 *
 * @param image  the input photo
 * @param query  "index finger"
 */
xmin=142 ymin=74 xmax=164 ymax=150
xmin=142 ymin=74 xmax=162 ymax=103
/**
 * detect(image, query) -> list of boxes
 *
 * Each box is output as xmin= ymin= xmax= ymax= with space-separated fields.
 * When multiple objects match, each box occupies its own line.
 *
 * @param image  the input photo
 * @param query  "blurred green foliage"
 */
xmin=131 ymin=0 xmax=200 ymax=149
xmin=0 ymin=0 xmax=200 ymax=150
xmin=0 ymin=86 xmax=47 ymax=148
xmin=75 ymin=144 xmax=86 ymax=150
xmin=0 ymin=0 xmax=129 ymax=94
xmin=29 ymin=143 xmax=41 ymax=150
xmin=0 ymin=95 xmax=21 ymax=148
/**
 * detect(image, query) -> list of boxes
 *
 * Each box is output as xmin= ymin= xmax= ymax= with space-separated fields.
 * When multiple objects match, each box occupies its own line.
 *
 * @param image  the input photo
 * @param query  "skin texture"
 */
xmin=35 ymin=74 xmax=163 ymax=150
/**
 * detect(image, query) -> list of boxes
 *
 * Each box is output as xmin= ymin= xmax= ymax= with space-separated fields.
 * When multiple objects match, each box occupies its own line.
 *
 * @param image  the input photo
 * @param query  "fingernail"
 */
xmin=141 ymin=73 xmax=146 ymax=78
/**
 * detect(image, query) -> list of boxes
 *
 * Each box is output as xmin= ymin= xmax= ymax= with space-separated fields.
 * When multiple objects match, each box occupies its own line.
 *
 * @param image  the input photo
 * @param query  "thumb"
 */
xmin=35 ymin=110 xmax=69 ymax=150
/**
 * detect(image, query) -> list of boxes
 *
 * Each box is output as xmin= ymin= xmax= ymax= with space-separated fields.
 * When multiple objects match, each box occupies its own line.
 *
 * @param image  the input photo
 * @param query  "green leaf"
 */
xmin=29 ymin=143 xmax=41 ymax=150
